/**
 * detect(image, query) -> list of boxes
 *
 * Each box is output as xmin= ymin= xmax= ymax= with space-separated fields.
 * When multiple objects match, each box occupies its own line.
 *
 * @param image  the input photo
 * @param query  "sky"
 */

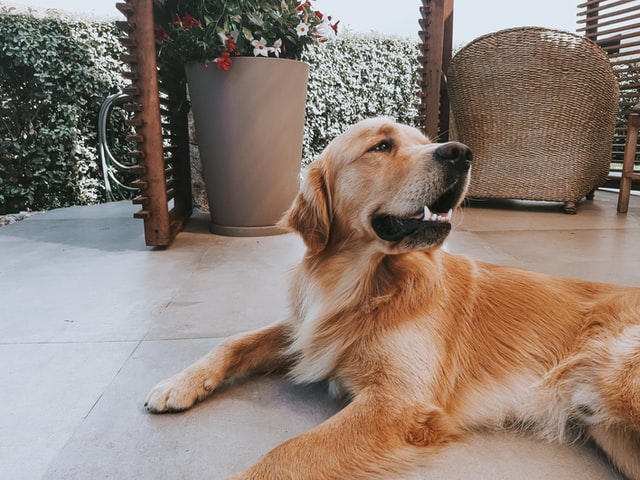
xmin=2 ymin=0 xmax=579 ymax=46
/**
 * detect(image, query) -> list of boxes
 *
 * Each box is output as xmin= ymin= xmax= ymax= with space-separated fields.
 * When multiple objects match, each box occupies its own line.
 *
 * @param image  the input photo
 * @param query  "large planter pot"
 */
xmin=185 ymin=57 xmax=309 ymax=237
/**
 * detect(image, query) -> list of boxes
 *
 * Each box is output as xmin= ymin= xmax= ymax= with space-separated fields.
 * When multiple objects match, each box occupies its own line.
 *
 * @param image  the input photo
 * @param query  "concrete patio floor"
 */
xmin=1 ymin=190 xmax=639 ymax=479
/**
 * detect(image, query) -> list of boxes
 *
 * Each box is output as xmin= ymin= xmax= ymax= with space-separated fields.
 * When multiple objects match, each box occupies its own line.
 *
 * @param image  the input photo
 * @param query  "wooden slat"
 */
xmin=125 ymin=116 xmax=144 ymax=127
xmin=577 ymin=8 xmax=640 ymax=27
xmin=131 ymin=179 xmax=148 ymax=190
xmin=578 ymin=0 xmax=636 ymax=15
xmin=118 ymin=37 xmax=137 ymax=48
xmin=122 ymin=102 xmax=143 ymax=113
xmin=581 ymin=21 xmax=640 ymax=38
xmin=128 ymin=165 xmax=146 ymax=174
xmin=120 ymin=53 xmax=139 ymax=64
xmin=123 ymin=86 xmax=141 ymax=96
xmin=579 ymin=0 xmax=640 ymax=190
xmin=116 ymin=2 xmax=135 ymax=15
xmin=127 ymin=150 xmax=146 ymax=159
xmin=609 ymin=46 xmax=640 ymax=62
xmin=578 ymin=0 xmax=603 ymax=7
xmin=133 ymin=209 xmax=151 ymax=219
xmin=614 ymin=64 xmax=640 ymax=75
xmin=115 ymin=20 xmax=134 ymax=32
xmin=121 ymin=71 xmax=140 ymax=81
xmin=123 ymin=103 xmax=143 ymax=112
xmin=586 ymin=29 xmax=640 ymax=44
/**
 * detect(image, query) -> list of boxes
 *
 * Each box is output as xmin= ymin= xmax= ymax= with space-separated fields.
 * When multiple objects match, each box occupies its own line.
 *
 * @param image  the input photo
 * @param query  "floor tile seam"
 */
xmin=459 ymin=225 xmax=640 ymax=234
xmin=140 ymin=335 xmax=232 ymax=342
xmin=139 ymin=244 xmax=216 ymax=344
xmin=83 ymin=340 xmax=141 ymax=419
xmin=0 ymin=340 xmax=141 ymax=346
xmin=38 ymin=340 xmax=145 ymax=480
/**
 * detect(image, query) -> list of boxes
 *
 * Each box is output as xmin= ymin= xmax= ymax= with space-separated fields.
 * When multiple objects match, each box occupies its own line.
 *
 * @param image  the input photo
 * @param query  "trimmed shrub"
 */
xmin=302 ymin=33 xmax=420 ymax=165
xmin=0 ymin=13 xmax=126 ymax=214
xmin=0 ymin=15 xmax=419 ymax=213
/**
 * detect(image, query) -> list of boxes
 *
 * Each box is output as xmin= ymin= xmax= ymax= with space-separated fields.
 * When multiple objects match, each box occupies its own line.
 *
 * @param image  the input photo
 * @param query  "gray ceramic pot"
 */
xmin=185 ymin=57 xmax=309 ymax=236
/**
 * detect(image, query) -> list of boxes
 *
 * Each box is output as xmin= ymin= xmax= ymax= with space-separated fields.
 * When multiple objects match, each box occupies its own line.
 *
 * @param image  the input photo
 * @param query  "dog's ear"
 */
xmin=280 ymin=161 xmax=332 ymax=254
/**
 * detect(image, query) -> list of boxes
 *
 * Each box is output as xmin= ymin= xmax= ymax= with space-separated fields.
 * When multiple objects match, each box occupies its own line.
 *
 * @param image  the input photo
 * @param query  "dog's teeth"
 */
xmin=422 ymin=206 xmax=452 ymax=222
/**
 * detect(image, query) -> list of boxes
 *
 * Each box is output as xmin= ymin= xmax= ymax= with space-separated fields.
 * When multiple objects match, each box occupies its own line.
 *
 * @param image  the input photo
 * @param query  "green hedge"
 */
xmin=0 ymin=13 xmax=125 ymax=214
xmin=0 ymin=13 xmax=419 ymax=213
xmin=302 ymin=33 xmax=419 ymax=165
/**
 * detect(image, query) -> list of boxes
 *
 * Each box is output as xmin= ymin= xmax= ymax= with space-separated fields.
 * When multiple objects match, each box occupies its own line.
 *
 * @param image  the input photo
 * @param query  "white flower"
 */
xmin=252 ymin=37 xmax=269 ymax=57
xmin=315 ymin=19 xmax=336 ymax=40
xmin=296 ymin=22 xmax=309 ymax=37
xmin=269 ymin=39 xmax=282 ymax=57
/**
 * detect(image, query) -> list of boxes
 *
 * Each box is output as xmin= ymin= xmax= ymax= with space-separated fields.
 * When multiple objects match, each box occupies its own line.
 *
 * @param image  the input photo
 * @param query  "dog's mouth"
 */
xmin=371 ymin=184 xmax=461 ymax=243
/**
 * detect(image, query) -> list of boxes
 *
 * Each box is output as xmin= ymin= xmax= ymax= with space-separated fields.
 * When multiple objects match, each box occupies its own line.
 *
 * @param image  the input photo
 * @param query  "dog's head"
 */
xmin=282 ymin=118 xmax=471 ymax=255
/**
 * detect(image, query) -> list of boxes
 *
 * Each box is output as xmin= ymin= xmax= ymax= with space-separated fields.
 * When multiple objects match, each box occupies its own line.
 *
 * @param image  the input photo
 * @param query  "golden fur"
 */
xmin=145 ymin=118 xmax=640 ymax=479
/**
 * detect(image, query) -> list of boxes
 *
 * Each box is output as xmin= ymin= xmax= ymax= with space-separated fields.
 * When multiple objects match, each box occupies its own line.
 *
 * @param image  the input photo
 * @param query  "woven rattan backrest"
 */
xmin=447 ymin=27 xmax=619 ymax=207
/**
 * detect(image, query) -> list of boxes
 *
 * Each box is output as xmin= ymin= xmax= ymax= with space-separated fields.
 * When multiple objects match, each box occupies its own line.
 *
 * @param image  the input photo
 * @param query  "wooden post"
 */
xmin=585 ymin=0 xmax=599 ymax=40
xmin=116 ymin=0 xmax=192 ymax=247
xmin=417 ymin=0 xmax=454 ymax=141
xmin=617 ymin=107 xmax=640 ymax=213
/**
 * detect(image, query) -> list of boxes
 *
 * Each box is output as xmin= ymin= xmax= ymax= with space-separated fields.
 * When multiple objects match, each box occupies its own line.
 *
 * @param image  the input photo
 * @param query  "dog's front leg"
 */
xmin=227 ymin=393 xmax=460 ymax=480
xmin=145 ymin=322 xmax=291 ymax=413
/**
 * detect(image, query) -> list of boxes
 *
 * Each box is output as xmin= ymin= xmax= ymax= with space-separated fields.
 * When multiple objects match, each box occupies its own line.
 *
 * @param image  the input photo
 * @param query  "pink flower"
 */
xmin=172 ymin=13 xmax=201 ymax=30
xmin=226 ymin=35 xmax=239 ymax=55
xmin=330 ymin=18 xmax=340 ymax=35
xmin=155 ymin=26 xmax=169 ymax=43
xmin=215 ymin=51 xmax=233 ymax=71
xmin=214 ymin=36 xmax=240 ymax=70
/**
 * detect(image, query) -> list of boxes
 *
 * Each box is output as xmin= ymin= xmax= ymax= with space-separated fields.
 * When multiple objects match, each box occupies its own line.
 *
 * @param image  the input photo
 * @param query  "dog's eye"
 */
xmin=371 ymin=140 xmax=392 ymax=152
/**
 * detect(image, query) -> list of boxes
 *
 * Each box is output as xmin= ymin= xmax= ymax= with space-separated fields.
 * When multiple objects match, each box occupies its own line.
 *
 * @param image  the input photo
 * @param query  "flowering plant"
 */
xmin=155 ymin=0 xmax=339 ymax=71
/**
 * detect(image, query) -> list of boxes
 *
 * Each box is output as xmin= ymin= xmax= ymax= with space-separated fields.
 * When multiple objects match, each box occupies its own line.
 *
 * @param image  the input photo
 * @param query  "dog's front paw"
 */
xmin=144 ymin=373 xmax=216 ymax=413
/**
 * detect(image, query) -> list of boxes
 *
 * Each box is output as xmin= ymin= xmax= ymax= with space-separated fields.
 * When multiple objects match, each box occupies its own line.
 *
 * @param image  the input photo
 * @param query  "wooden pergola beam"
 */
xmin=116 ymin=0 xmax=192 ymax=247
xmin=417 ymin=0 xmax=454 ymax=141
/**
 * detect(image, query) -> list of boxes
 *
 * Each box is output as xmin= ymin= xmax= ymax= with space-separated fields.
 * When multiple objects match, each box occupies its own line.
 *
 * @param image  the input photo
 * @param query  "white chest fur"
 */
xmin=286 ymin=289 xmax=341 ymax=384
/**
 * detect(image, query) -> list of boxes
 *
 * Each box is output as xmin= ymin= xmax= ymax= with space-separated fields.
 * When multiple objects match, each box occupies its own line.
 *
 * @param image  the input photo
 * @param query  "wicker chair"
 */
xmin=447 ymin=27 xmax=619 ymax=213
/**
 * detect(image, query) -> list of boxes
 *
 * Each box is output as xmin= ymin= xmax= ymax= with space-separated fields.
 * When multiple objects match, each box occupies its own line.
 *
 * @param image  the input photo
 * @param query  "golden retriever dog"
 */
xmin=145 ymin=117 xmax=640 ymax=479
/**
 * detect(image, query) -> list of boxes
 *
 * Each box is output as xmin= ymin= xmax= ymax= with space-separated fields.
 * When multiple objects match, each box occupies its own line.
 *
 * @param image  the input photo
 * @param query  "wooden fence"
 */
xmin=578 ymin=0 xmax=640 ymax=177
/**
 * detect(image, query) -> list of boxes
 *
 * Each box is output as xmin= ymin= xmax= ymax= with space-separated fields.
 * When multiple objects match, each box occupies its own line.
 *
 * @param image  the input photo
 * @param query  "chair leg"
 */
xmin=617 ymin=110 xmax=640 ymax=214
xmin=563 ymin=201 xmax=577 ymax=214
xmin=618 ymin=174 xmax=633 ymax=214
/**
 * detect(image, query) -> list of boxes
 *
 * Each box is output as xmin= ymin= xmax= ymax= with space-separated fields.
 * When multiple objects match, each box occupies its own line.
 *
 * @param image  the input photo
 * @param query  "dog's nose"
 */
xmin=435 ymin=142 xmax=472 ymax=171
